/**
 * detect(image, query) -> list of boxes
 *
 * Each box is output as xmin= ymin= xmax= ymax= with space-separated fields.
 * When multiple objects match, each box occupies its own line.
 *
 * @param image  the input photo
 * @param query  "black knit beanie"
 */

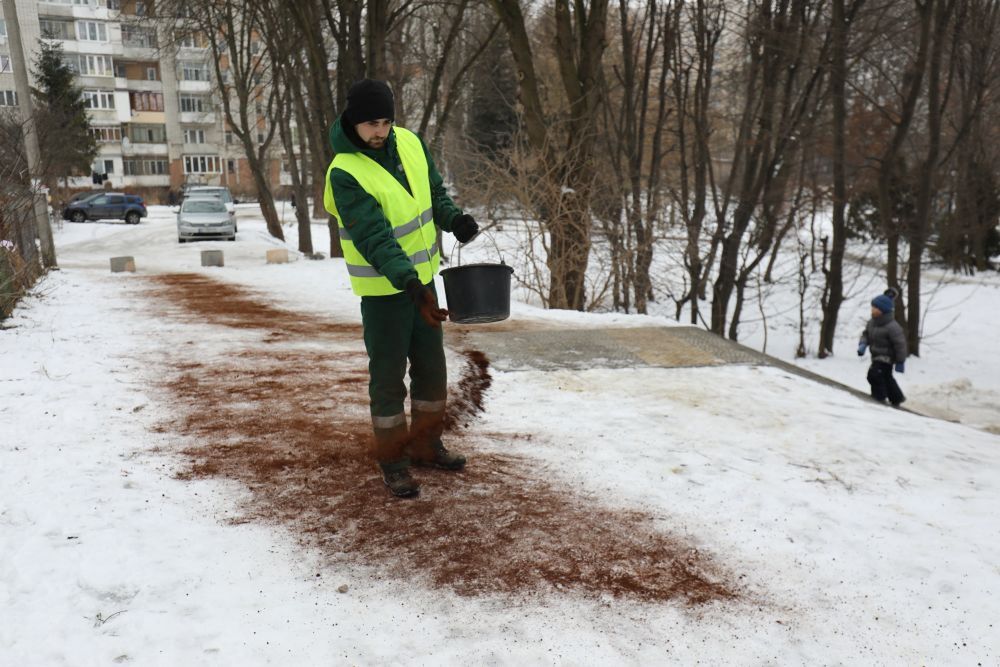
xmin=344 ymin=79 xmax=395 ymax=125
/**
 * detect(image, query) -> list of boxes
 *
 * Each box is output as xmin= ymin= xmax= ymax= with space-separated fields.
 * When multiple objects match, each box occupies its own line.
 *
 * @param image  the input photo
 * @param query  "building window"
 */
xmin=76 ymin=21 xmax=109 ymax=42
xmin=123 ymin=157 xmax=168 ymax=175
xmin=107 ymin=0 xmax=121 ymax=10
xmin=83 ymin=90 xmax=116 ymax=110
xmin=125 ymin=123 xmax=167 ymax=143
xmin=89 ymin=126 xmax=122 ymax=142
xmin=183 ymin=129 xmax=206 ymax=144
xmin=227 ymin=159 xmax=236 ymax=174
xmin=179 ymin=95 xmax=209 ymax=113
xmin=181 ymin=64 xmax=209 ymax=81
xmin=67 ymin=54 xmax=115 ymax=77
xmin=0 ymin=19 xmax=7 ymax=43
xmin=257 ymin=132 xmax=265 ymax=145
xmin=146 ymin=67 xmax=158 ymax=81
xmin=183 ymin=155 xmax=221 ymax=175
xmin=178 ymin=32 xmax=205 ymax=49
xmin=39 ymin=19 xmax=76 ymax=40
xmin=224 ymin=131 xmax=233 ymax=145
xmin=122 ymin=24 xmax=157 ymax=48
xmin=104 ymin=159 xmax=115 ymax=174
xmin=0 ymin=90 xmax=18 ymax=107
xmin=0 ymin=55 xmax=11 ymax=74
xmin=135 ymin=1 xmax=146 ymax=15
xmin=130 ymin=91 xmax=164 ymax=112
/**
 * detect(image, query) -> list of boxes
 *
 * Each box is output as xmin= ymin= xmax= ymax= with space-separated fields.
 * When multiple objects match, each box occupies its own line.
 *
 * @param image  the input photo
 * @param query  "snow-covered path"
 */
xmin=1 ymin=209 xmax=998 ymax=665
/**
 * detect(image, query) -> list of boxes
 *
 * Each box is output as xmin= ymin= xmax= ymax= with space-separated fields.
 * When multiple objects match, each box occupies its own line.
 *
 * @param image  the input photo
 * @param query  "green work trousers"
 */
xmin=360 ymin=284 xmax=447 ymax=466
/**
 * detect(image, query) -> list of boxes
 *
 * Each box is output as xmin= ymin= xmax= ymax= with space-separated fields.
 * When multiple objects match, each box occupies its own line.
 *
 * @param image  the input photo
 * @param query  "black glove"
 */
xmin=406 ymin=279 xmax=449 ymax=328
xmin=452 ymin=214 xmax=479 ymax=244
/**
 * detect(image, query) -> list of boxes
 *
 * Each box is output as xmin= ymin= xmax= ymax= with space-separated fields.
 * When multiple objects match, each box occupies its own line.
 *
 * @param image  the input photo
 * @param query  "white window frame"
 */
xmin=0 ymin=90 xmax=18 ymax=107
xmin=0 ymin=19 xmax=7 ymax=43
xmin=76 ymin=21 xmax=109 ymax=42
xmin=183 ymin=129 xmax=207 ymax=144
xmin=89 ymin=125 xmax=122 ymax=142
xmin=0 ymin=55 xmax=12 ymax=74
xmin=69 ymin=54 xmax=114 ymax=77
xmin=181 ymin=64 xmax=209 ymax=81
xmin=179 ymin=95 xmax=208 ymax=113
xmin=183 ymin=155 xmax=222 ymax=175
xmin=83 ymin=89 xmax=116 ymax=110
xmin=145 ymin=67 xmax=158 ymax=81
xmin=39 ymin=18 xmax=75 ymax=40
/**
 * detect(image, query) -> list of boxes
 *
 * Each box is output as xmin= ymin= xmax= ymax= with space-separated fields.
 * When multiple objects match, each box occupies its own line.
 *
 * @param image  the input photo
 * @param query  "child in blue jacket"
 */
xmin=858 ymin=291 xmax=908 ymax=407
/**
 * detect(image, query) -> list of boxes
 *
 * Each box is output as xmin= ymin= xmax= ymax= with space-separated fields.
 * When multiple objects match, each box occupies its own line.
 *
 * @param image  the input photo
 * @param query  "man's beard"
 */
xmin=366 ymin=137 xmax=386 ymax=149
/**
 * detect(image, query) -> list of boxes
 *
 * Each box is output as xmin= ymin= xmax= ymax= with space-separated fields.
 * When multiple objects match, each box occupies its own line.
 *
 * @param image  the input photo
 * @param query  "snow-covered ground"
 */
xmin=1 ymin=205 xmax=998 ymax=665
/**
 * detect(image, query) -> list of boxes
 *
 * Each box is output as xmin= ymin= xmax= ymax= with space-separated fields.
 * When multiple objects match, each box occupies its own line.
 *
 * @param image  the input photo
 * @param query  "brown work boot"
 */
xmin=379 ymin=461 xmax=420 ymax=498
xmin=410 ymin=441 xmax=466 ymax=471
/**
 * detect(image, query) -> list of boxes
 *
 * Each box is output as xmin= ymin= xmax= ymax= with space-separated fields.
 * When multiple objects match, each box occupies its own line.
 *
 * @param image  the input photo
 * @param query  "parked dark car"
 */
xmin=63 ymin=193 xmax=148 ymax=224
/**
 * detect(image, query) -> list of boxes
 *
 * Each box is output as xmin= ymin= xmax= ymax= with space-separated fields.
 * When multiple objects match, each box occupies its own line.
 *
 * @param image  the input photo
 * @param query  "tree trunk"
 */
xmin=818 ymin=0 xmax=852 ymax=358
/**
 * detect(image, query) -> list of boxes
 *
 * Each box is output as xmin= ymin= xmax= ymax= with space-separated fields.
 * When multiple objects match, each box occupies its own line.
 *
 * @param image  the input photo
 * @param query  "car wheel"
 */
xmin=71 ymin=211 xmax=86 ymax=223
xmin=178 ymin=238 xmax=187 ymax=244
xmin=228 ymin=235 xmax=236 ymax=242
xmin=125 ymin=211 xmax=140 ymax=225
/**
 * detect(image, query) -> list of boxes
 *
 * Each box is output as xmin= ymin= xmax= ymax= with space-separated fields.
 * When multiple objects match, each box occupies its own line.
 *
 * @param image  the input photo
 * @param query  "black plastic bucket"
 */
xmin=440 ymin=262 xmax=514 ymax=323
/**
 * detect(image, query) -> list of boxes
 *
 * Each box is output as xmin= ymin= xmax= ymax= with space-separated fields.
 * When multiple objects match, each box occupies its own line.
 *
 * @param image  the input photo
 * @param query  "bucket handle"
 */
xmin=452 ymin=221 xmax=506 ymax=267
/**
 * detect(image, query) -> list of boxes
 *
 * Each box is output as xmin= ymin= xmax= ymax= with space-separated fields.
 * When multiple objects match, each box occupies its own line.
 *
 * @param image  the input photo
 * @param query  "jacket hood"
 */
xmin=329 ymin=114 xmax=396 ymax=157
xmin=329 ymin=114 xmax=360 ymax=155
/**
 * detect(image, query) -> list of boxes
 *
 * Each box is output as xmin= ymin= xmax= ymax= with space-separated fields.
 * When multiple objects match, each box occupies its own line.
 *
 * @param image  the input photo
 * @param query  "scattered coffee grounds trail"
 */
xmin=145 ymin=273 xmax=738 ymax=605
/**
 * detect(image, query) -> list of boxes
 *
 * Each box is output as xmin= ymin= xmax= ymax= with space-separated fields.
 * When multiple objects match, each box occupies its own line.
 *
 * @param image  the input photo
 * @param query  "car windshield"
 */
xmin=189 ymin=188 xmax=232 ymax=203
xmin=183 ymin=200 xmax=227 ymax=213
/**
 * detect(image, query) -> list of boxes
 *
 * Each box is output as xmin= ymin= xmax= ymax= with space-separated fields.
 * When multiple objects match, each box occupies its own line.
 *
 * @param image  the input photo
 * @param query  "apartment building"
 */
xmin=0 ymin=0 xmax=281 ymax=202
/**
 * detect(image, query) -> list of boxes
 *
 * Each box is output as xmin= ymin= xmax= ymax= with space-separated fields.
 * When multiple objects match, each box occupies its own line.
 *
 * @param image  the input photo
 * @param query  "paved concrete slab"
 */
xmin=459 ymin=325 xmax=872 ymax=402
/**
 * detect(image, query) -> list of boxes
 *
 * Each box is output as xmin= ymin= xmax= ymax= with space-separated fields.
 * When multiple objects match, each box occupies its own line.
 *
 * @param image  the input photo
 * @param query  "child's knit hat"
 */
xmin=871 ymin=294 xmax=894 ymax=314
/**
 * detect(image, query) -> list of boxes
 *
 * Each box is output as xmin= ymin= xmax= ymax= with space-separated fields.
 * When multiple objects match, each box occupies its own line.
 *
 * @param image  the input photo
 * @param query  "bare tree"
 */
xmin=161 ymin=0 xmax=285 ymax=240
xmin=709 ymin=0 xmax=831 ymax=340
xmin=670 ymin=0 xmax=725 ymax=324
xmin=489 ymin=0 xmax=612 ymax=310
xmin=817 ymin=0 xmax=867 ymax=358
xmin=599 ymin=0 xmax=676 ymax=314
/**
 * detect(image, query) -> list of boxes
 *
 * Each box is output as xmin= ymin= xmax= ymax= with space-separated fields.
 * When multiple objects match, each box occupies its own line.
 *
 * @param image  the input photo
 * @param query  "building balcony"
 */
xmin=123 ymin=175 xmax=171 ymax=187
xmin=85 ymin=108 xmax=120 ymax=123
xmin=129 ymin=110 xmax=166 ymax=124
xmin=123 ymin=79 xmax=163 ymax=93
xmin=183 ymin=142 xmax=219 ymax=153
xmin=177 ymin=79 xmax=211 ymax=94
xmin=77 ymin=74 xmax=117 ymax=88
xmin=179 ymin=111 xmax=216 ymax=124
xmin=42 ymin=4 xmax=114 ymax=20
xmin=61 ymin=40 xmax=123 ymax=57
xmin=122 ymin=142 xmax=169 ymax=156
xmin=121 ymin=44 xmax=158 ymax=60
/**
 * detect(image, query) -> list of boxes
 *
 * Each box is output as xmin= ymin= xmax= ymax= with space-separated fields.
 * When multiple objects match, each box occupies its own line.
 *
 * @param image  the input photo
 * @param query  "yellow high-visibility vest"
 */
xmin=323 ymin=127 xmax=440 ymax=296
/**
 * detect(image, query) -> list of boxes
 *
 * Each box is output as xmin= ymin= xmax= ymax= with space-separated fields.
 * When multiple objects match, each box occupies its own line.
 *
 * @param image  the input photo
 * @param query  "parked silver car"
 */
xmin=182 ymin=185 xmax=238 ymax=232
xmin=177 ymin=197 xmax=236 ymax=243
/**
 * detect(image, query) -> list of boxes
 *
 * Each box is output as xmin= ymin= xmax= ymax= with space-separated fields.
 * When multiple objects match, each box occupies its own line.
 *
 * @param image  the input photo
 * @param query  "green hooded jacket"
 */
xmin=328 ymin=116 xmax=463 ymax=291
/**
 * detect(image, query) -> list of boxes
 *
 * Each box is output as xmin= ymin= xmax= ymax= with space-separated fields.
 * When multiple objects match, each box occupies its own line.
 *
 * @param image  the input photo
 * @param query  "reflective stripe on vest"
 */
xmin=323 ymin=127 xmax=440 ymax=296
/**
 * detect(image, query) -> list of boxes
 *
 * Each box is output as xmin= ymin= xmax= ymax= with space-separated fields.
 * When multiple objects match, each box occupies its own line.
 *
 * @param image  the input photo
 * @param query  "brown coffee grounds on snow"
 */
xmin=444 ymin=350 xmax=491 ymax=430
xmin=146 ymin=273 xmax=738 ymax=605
